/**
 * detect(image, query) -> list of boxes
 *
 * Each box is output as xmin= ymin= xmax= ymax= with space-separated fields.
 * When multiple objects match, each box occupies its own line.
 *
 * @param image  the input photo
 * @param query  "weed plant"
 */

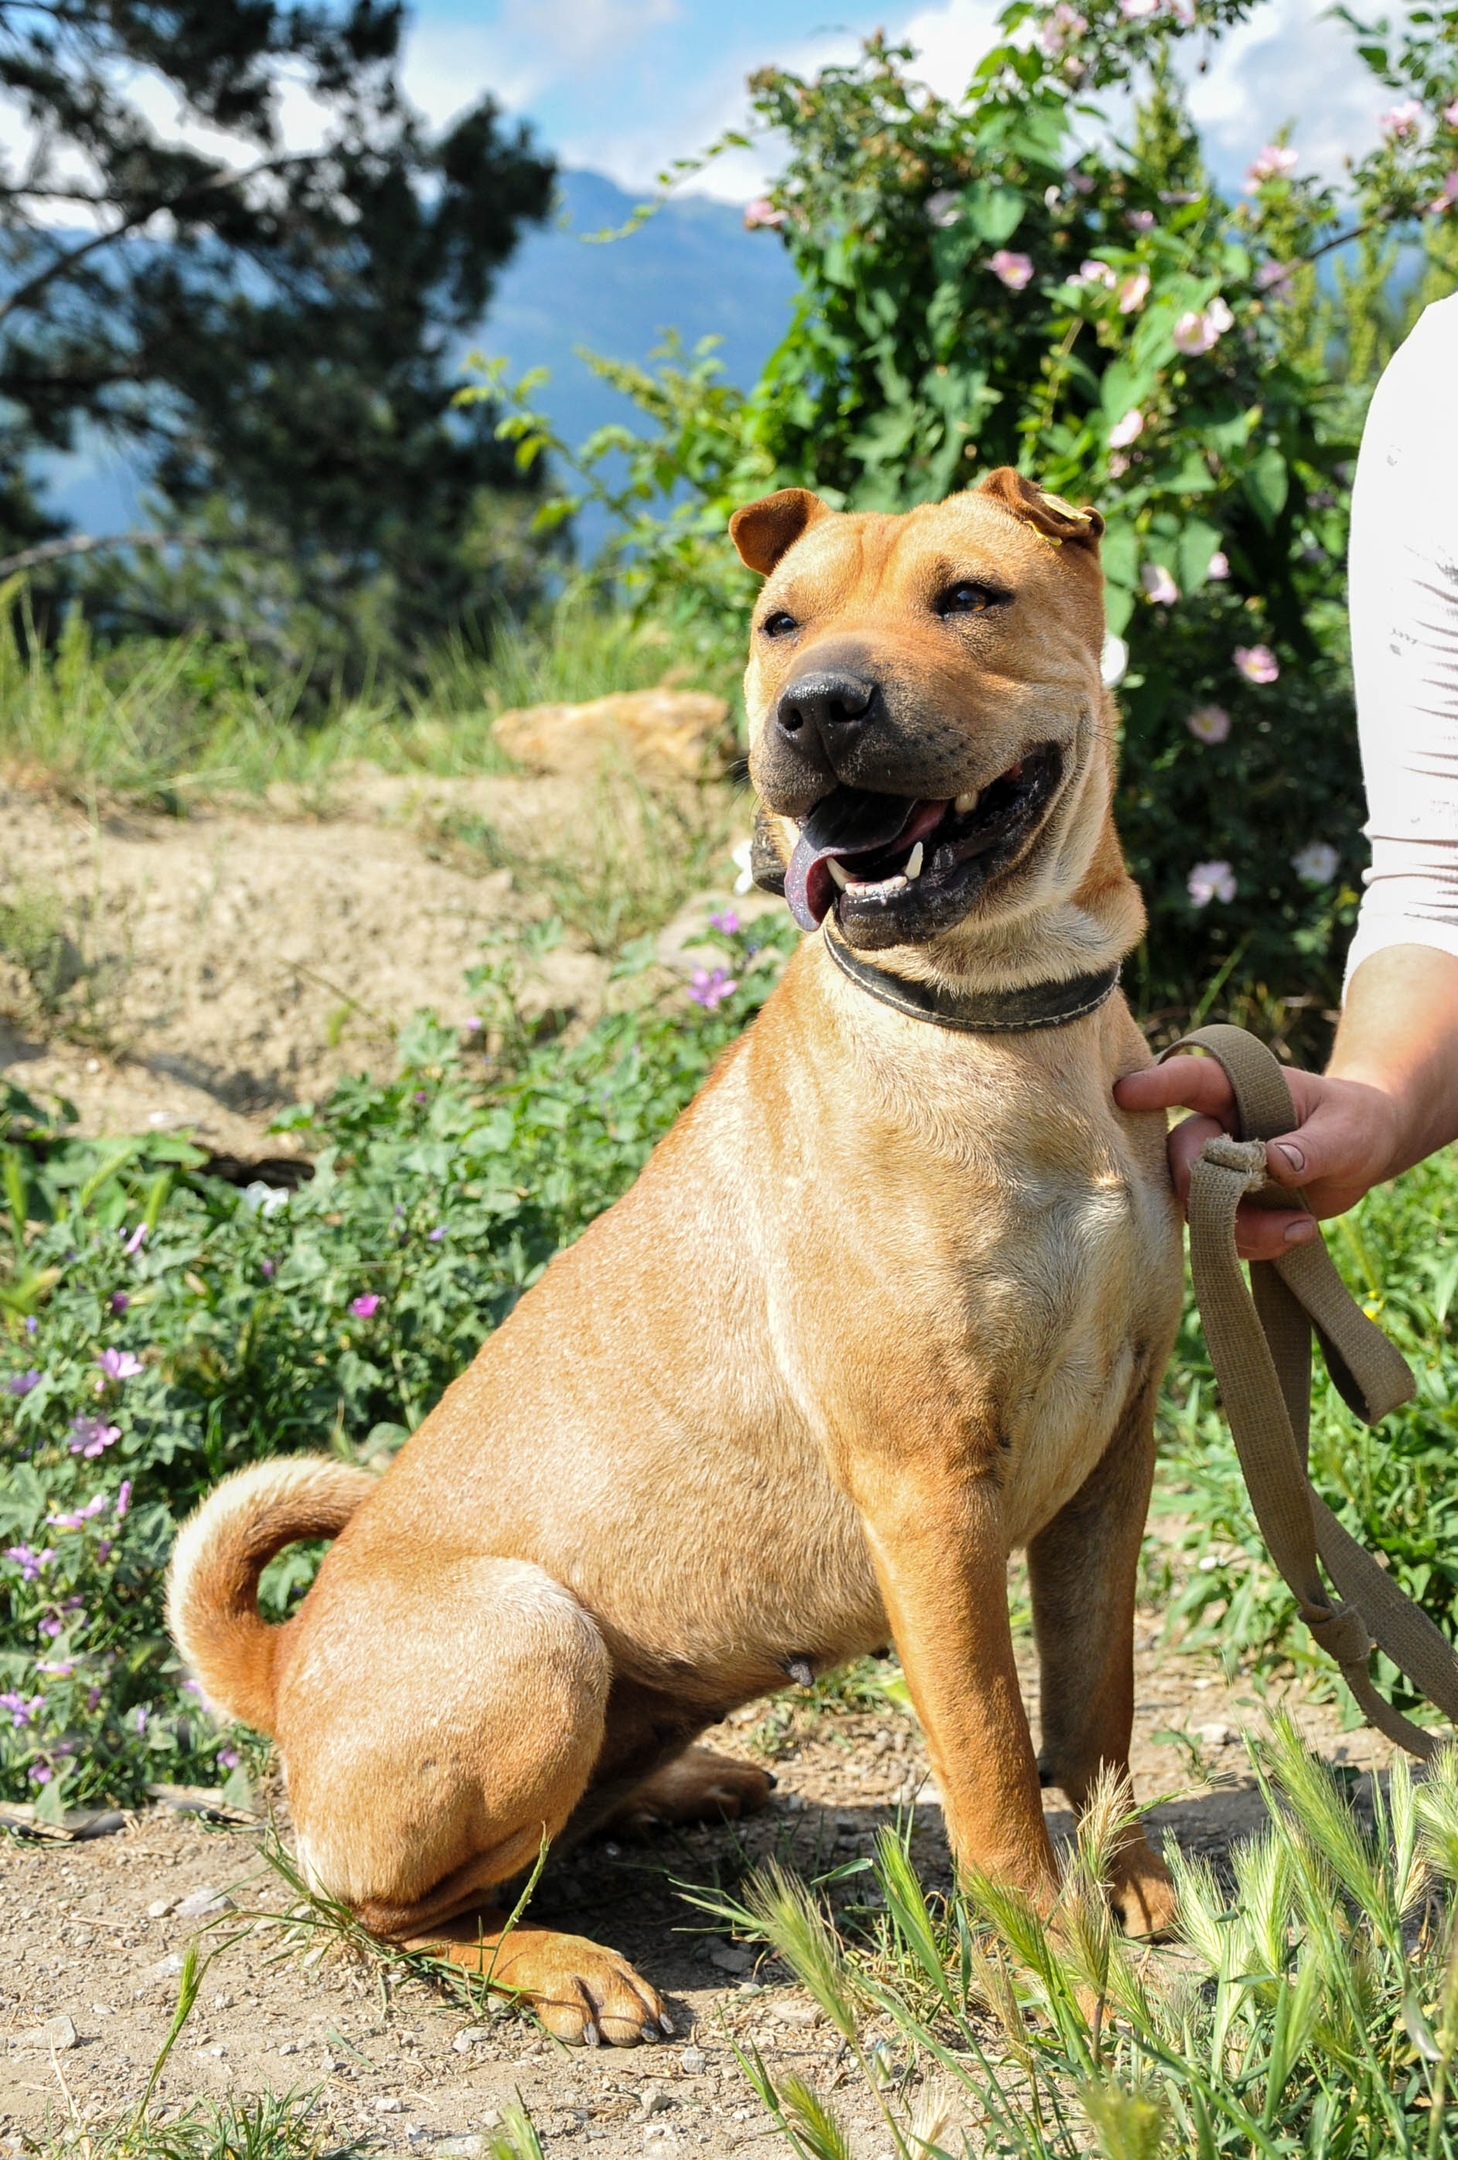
xmin=0 ymin=911 xmax=794 ymax=1809
xmin=708 ymin=1715 xmax=1458 ymax=2160
xmin=0 ymin=584 xmax=740 ymax=806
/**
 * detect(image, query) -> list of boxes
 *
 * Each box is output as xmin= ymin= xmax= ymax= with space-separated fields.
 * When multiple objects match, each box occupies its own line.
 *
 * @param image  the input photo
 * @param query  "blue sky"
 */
xmin=395 ymin=0 xmax=1394 ymax=200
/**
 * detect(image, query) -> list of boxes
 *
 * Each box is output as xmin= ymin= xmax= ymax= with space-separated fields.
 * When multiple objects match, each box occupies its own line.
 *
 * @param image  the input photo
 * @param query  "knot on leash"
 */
xmin=1199 ymin=1134 xmax=1269 ymax=1190
xmin=1304 ymin=1602 xmax=1373 ymax=1670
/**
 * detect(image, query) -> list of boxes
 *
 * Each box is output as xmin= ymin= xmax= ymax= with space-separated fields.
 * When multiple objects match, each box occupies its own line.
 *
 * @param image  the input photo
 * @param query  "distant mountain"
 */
xmin=482 ymin=169 xmax=796 ymax=451
xmin=33 ymin=170 xmax=798 ymax=545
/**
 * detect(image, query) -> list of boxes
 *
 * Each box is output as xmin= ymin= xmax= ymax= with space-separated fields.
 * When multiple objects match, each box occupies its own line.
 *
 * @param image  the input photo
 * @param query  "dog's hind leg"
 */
xmin=278 ymin=1556 xmax=669 ymax=2044
xmin=1026 ymin=1379 xmax=1177 ymax=1936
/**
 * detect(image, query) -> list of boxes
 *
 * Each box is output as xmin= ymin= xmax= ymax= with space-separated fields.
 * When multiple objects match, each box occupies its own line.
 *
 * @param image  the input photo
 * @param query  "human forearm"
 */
xmin=1327 ymin=943 xmax=1458 ymax=1180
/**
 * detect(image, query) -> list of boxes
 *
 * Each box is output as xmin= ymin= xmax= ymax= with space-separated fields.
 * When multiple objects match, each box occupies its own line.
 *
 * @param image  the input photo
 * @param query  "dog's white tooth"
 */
xmin=827 ymin=858 xmax=849 ymax=890
xmin=905 ymin=841 xmax=924 ymax=881
xmin=954 ymin=790 xmax=979 ymax=814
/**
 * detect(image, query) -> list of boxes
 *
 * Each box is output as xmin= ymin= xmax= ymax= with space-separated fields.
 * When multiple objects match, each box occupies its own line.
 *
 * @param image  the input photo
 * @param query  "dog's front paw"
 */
xmin=494 ymin=1929 xmax=673 ymax=2046
xmin=1108 ymin=1842 xmax=1178 ymax=1939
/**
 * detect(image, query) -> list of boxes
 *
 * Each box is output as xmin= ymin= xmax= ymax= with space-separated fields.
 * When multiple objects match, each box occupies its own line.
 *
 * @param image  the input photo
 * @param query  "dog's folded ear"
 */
xmin=729 ymin=488 xmax=832 ymax=575
xmin=976 ymin=468 xmax=1104 ymax=551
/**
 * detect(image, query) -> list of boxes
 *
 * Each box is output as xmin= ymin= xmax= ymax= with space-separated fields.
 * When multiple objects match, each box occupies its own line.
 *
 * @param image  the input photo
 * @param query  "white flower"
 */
xmin=925 ymin=189 xmax=961 ymax=227
xmin=731 ymin=838 xmax=755 ymax=896
xmin=1379 ymin=99 xmax=1423 ymax=139
xmin=1100 ymin=634 xmax=1129 ymax=687
xmin=1173 ymin=309 xmax=1217 ymax=355
xmin=1186 ymin=704 xmax=1231 ymax=744
xmin=1188 ymin=859 xmax=1237 ymax=907
xmin=1108 ymin=408 xmax=1145 ymax=448
xmin=1118 ymin=270 xmax=1151 ymax=313
xmin=1141 ymin=561 xmax=1180 ymax=605
xmin=1292 ymin=840 xmax=1339 ymax=886
xmin=1072 ymin=257 xmax=1118 ymax=289
xmin=1245 ymin=143 xmax=1298 ymax=187
xmin=1207 ymin=551 xmax=1230 ymax=580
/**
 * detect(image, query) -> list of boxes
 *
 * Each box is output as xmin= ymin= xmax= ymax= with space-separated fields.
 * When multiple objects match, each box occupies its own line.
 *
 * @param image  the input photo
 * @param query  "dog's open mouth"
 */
xmin=785 ymin=745 xmax=1064 ymax=937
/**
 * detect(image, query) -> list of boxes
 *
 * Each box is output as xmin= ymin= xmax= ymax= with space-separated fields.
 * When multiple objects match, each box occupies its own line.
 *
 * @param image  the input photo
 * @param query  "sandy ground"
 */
xmin=0 ymin=774 xmax=743 ymax=1157
xmin=0 ymin=1621 xmax=1390 ymax=2160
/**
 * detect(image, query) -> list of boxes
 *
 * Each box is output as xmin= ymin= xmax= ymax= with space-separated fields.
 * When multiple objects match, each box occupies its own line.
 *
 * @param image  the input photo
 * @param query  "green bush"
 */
xmin=0 ymin=913 xmax=793 ymax=1810
xmin=473 ymin=0 xmax=1458 ymax=1045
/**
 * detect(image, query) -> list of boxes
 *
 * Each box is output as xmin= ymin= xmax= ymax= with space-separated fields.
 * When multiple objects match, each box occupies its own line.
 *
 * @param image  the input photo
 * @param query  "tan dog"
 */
xmin=168 ymin=469 xmax=1182 ymax=2045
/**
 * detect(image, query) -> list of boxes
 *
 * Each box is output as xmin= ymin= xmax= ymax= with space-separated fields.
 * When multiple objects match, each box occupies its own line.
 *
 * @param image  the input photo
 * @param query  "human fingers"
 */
xmin=1114 ymin=1056 xmax=1238 ymax=1122
xmin=1257 ymin=1078 xmax=1397 ymax=1207
xmin=1165 ymin=1111 xmax=1224 ymax=1207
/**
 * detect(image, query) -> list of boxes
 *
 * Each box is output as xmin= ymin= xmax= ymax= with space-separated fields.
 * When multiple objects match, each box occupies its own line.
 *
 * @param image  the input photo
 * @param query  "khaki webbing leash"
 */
xmin=1165 ymin=1023 xmax=1458 ymax=1760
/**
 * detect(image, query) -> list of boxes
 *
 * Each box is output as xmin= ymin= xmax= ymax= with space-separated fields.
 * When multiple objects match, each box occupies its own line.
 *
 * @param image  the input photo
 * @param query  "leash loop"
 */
xmin=1162 ymin=1022 xmax=1458 ymax=1761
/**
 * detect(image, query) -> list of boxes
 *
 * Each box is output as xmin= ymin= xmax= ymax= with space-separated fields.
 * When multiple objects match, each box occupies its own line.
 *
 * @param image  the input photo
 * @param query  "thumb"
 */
xmin=1261 ymin=1092 xmax=1370 ymax=1193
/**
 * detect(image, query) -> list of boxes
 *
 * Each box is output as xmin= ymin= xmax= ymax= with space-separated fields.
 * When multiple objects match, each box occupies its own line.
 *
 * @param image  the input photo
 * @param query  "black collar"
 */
xmin=822 ymin=922 xmax=1121 ymax=1034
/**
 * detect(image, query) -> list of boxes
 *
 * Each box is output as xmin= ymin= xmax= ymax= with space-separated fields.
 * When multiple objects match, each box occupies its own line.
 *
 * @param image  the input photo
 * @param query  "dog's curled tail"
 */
xmin=166 ymin=1456 xmax=375 ymax=1737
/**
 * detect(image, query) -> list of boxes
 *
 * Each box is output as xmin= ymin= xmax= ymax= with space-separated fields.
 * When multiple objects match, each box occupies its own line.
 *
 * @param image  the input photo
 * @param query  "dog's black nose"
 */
xmin=775 ymin=670 xmax=877 ymax=743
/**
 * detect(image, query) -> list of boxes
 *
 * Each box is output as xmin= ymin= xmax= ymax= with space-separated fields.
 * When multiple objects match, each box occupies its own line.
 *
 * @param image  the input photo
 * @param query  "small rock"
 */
xmin=175 ymin=1886 xmax=233 ymax=1919
xmin=678 ymin=2047 xmax=706 ymax=2076
xmin=709 ymin=1945 xmax=753 ymax=1974
xmin=147 ymin=1897 xmax=178 ymax=1918
xmin=452 ymin=2028 xmax=492 ymax=2053
xmin=277 ymin=2041 xmax=299 ymax=2056
xmin=146 ymin=1954 xmax=185 ymax=1982
xmin=375 ymin=2097 xmax=403 ymax=2114
xmin=486 ymin=1993 xmax=513 ymax=2017
xmin=1195 ymin=1721 xmax=1238 ymax=1748
xmin=635 ymin=2085 xmax=672 ymax=2120
xmin=769 ymin=2002 xmax=820 ymax=2027
xmin=434 ymin=2138 xmax=486 ymax=2157
xmin=12 ymin=2013 xmax=79 ymax=2053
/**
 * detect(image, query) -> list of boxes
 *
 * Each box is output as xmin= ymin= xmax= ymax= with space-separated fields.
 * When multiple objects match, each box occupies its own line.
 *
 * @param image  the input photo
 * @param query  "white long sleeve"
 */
xmin=1344 ymin=291 xmax=1458 ymax=983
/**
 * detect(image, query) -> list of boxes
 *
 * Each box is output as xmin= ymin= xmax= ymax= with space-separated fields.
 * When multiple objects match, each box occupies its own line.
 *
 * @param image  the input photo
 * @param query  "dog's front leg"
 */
xmin=852 ymin=1461 xmax=1056 ymax=1902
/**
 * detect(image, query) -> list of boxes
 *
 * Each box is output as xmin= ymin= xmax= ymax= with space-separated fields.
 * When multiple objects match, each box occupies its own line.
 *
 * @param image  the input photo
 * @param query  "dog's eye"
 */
xmin=937 ymin=581 xmax=1006 ymax=616
xmin=760 ymin=610 xmax=799 ymax=638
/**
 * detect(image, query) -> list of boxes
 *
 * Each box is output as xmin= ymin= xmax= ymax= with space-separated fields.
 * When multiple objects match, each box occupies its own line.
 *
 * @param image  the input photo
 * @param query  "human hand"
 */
xmin=1114 ymin=1058 xmax=1402 ymax=1260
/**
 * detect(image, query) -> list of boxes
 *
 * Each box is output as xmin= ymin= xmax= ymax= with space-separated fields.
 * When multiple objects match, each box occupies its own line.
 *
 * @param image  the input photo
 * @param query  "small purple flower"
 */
xmin=464 ymin=1016 xmax=483 ymax=1032
xmin=689 ymin=967 xmax=738 ymax=1011
xmin=1235 ymin=643 xmax=1279 ymax=684
xmin=122 ymin=1222 xmax=148 ymax=1257
xmin=708 ymin=909 xmax=741 ymax=935
xmin=69 ymin=1416 xmax=121 ymax=1459
xmin=134 ymin=1706 xmax=148 ymax=1735
xmin=96 ymin=1539 xmax=112 ymax=1562
xmin=87 ymin=1686 xmax=101 ymax=1709
xmin=7 ymin=1369 xmax=42 ymax=1396
xmin=25 ymin=1315 xmax=37 ymax=1336
xmin=39 ymin=1616 xmax=62 ymax=1639
xmin=1188 ymin=859 xmax=1237 ymax=908
xmin=29 ymin=1764 xmax=51 ymax=1785
xmin=1 ymin=1690 xmax=45 ymax=1727
xmin=217 ymin=1747 xmax=240 ymax=1770
xmin=1187 ymin=704 xmax=1232 ymax=744
xmin=96 ymin=1348 xmax=143 ymax=1383
xmin=115 ymin=1480 xmax=132 ymax=1520
xmin=349 ymin=1294 xmax=381 ymax=1319
xmin=37 ymin=1660 xmax=73 ymax=1677
xmin=110 ymin=1292 xmax=130 ymax=1315
xmin=182 ymin=1678 xmax=204 ymax=1697
xmin=260 ymin=1259 xmax=275 ymax=1279
xmin=4 ymin=1544 xmax=56 ymax=1582
xmin=428 ymin=1226 xmax=446 ymax=1243
xmin=48 ymin=1494 xmax=109 ymax=1531
xmin=413 ymin=1090 xmax=428 ymax=1105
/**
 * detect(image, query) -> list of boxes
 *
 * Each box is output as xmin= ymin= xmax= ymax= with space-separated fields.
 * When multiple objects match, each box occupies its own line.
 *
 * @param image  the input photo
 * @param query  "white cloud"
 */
xmin=1181 ymin=0 xmax=1386 ymax=187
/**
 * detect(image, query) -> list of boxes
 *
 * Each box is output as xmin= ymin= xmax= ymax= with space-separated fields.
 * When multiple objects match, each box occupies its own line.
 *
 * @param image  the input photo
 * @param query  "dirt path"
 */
xmin=0 ymin=1626 xmax=1391 ymax=2159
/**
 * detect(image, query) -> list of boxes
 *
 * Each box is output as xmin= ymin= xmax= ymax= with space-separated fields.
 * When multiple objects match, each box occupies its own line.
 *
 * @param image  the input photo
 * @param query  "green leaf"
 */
xmin=960 ymin=179 xmax=1026 ymax=244
xmin=1178 ymin=520 xmax=1224 ymax=591
xmin=1244 ymin=446 xmax=1289 ymax=529
xmin=1100 ymin=519 xmax=1139 ymax=590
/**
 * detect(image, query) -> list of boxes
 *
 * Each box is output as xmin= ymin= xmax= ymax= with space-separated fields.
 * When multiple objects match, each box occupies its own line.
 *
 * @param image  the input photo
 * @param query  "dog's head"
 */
xmin=731 ymin=470 xmax=1119 ymax=955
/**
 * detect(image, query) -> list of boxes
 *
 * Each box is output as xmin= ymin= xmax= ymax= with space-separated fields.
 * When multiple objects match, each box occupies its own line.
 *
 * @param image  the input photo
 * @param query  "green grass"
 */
xmin=0 ymin=583 xmax=742 ymax=805
xmin=702 ymin=1714 xmax=1458 ymax=2160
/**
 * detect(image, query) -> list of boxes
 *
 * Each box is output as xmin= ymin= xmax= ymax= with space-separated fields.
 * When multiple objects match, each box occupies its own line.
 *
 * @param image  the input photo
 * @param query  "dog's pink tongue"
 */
xmin=785 ymin=790 xmax=925 ymax=931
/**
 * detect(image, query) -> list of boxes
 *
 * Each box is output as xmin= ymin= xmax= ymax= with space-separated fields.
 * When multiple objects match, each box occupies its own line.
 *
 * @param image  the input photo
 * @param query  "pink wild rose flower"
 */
xmin=989 ymin=250 xmax=1034 ymax=290
xmin=1235 ymin=643 xmax=1280 ymax=684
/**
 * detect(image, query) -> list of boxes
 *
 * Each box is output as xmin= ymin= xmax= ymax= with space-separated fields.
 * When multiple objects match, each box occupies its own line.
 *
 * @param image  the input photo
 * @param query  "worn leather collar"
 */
xmin=822 ymin=921 xmax=1121 ymax=1034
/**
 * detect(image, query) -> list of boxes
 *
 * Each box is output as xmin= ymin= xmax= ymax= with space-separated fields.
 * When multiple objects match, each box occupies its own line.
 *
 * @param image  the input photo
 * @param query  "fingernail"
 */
xmin=1283 ymin=1218 xmax=1316 ymax=1244
xmin=1273 ymin=1141 xmax=1305 ymax=1173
